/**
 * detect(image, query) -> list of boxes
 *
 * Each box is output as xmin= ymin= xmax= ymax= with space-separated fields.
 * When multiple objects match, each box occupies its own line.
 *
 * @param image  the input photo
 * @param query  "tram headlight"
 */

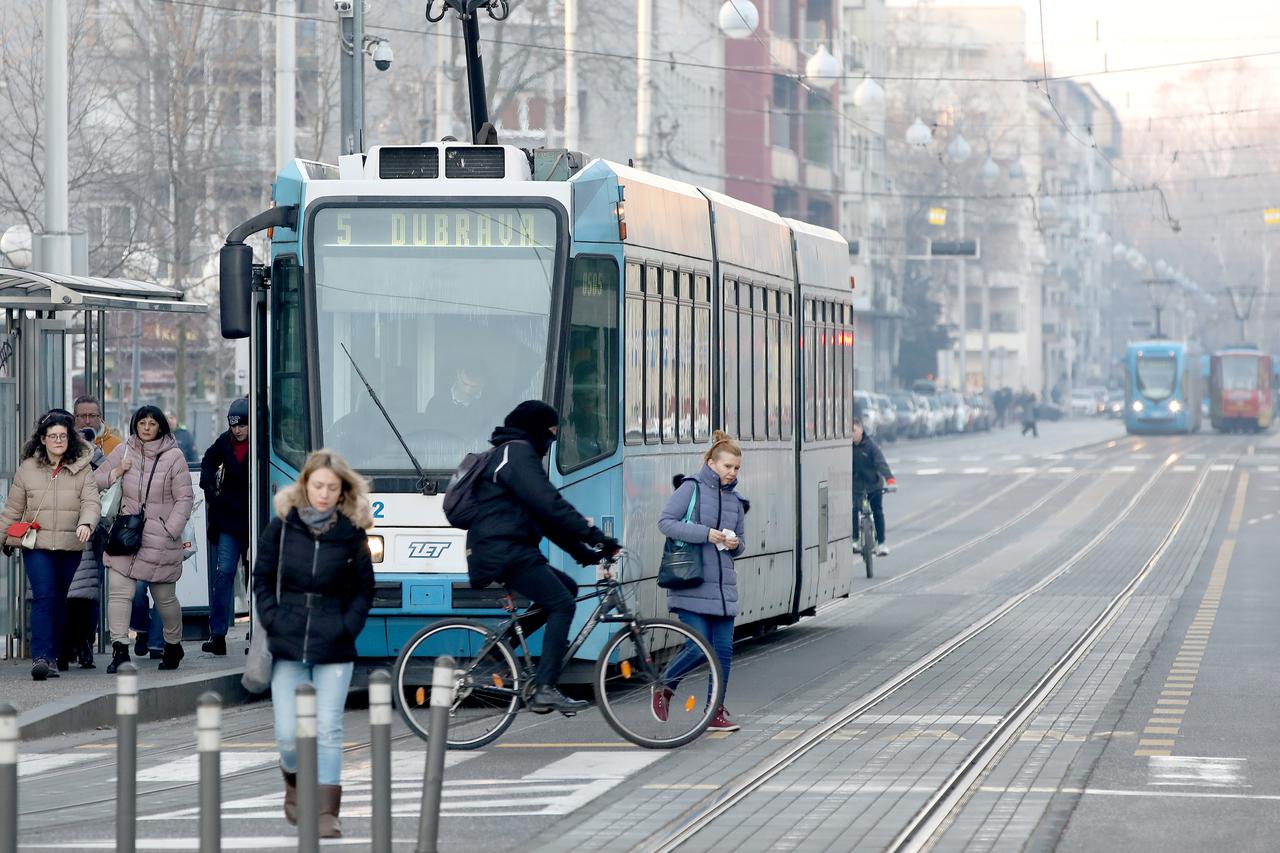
xmin=368 ymin=534 xmax=385 ymax=563
xmin=1131 ymin=400 xmax=1145 ymax=413
xmin=1168 ymin=399 xmax=1183 ymax=413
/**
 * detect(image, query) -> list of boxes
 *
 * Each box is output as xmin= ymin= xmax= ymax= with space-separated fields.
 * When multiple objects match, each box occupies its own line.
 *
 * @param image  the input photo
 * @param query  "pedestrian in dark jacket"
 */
xmin=1019 ymin=390 xmax=1039 ymax=437
xmin=253 ymin=448 xmax=375 ymax=840
xmin=853 ymin=418 xmax=895 ymax=554
xmin=656 ymin=430 xmax=748 ymax=733
xmin=465 ymin=400 xmax=619 ymax=714
xmin=199 ymin=397 xmax=250 ymax=655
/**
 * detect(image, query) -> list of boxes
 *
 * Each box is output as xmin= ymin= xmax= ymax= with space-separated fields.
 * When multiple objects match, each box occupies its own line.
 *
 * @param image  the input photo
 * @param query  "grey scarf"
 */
xmin=298 ymin=506 xmax=337 ymax=535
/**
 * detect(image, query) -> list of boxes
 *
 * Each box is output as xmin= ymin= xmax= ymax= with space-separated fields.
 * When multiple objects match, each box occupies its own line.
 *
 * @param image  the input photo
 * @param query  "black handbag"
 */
xmin=105 ymin=455 xmax=160 ymax=557
xmin=658 ymin=482 xmax=705 ymax=590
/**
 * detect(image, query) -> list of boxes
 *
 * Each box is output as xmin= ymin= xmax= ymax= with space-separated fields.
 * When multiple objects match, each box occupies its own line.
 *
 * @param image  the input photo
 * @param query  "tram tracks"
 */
xmin=634 ymin=449 xmax=1221 ymax=853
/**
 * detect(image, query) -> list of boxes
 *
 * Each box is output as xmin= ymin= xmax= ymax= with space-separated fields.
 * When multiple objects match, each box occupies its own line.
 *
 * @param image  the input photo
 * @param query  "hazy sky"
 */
xmin=891 ymin=0 xmax=1280 ymax=115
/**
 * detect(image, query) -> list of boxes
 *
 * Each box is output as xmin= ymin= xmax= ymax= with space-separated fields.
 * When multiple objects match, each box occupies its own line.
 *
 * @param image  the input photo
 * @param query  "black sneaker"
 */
xmin=134 ymin=636 xmax=147 ymax=658
xmin=31 ymin=659 xmax=49 ymax=681
xmin=525 ymin=685 xmax=589 ymax=716
xmin=201 ymin=635 xmax=227 ymax=655
xmin=106 ymin=642 xmax=131 ymax=674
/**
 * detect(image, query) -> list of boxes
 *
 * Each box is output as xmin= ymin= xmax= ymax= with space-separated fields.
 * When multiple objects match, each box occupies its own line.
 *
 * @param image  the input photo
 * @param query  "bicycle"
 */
xmin=392 ymin=551 xmax=725 ymax=750
xmin=855 ymin=485 xmax=895 ymax=578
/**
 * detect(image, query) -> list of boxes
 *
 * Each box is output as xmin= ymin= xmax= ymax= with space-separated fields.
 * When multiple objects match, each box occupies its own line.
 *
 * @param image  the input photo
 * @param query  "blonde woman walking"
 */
xmin=253 ymin=449 xmax=375 ymax=839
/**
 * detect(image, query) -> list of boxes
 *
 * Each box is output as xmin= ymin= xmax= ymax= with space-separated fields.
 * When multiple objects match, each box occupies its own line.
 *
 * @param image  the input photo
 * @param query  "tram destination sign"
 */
xmin=316 ymin=206 xmax=554 ymax=250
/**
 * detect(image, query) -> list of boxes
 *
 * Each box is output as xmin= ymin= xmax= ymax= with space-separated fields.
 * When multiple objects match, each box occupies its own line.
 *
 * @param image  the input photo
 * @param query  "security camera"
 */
xmin=370 ymin=40 xmax=393 ymax=71
xmin=333 ymin=0 xmax=353 ymax=13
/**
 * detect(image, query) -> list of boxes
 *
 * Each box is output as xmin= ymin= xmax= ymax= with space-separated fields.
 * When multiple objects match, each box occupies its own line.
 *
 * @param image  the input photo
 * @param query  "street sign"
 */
xmin=929 ymin=239 xmax=980 ymax=258
xmin=1265 ymin=208 xmax=1280 ymax=226
xmin=928 ymin=207 xmax=947 ymax=226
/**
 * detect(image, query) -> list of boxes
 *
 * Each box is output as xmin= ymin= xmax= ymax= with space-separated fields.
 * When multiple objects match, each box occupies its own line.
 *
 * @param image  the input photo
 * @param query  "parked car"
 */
xmin=967 ymin=394 xmax=994 ymax=431
xmin=890 ymin=392 xmax=923 ymax=438
xmin=1069 ymin=389 xmax=1099 ymax=417
xmin=873 ymin=393 xmax=898 ymax=442
xmin=854 ymin=390 xmax=879 ymax=436
xmin=920 ymin=395 xmax=947 ymax=437
xmin=1036 ymin=401 xmax=1065 ymax=421
xmin=941 ymin=391 xmax=969 ymax=433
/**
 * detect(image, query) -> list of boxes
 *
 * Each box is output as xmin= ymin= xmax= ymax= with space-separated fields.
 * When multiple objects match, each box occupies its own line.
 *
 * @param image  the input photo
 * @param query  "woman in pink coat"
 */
xmin=96 ymin=405 xmax=194 ymax=673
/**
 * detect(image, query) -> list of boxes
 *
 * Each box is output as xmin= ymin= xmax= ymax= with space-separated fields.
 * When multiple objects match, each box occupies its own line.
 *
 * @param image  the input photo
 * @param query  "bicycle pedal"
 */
xmin=559 ymin=710 xmax=577 ymax=718
xmin=526 ymin=705 xmax=554 ymax=715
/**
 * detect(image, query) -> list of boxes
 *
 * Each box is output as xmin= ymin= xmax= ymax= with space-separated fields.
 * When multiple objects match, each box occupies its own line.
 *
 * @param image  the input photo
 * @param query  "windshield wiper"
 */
xmin=339 ymin=342 xmax=434 ymax=495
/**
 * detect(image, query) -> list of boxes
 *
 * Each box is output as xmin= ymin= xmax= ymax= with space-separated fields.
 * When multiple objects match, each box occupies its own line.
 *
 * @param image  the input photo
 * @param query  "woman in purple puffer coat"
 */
xmin=96 ymin=405 xmax=194 ymax=673
xmin=655 ymin=430 xmax=747 ymax=733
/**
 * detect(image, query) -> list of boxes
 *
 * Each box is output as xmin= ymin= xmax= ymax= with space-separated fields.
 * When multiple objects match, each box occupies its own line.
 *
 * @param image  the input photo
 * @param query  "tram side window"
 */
xmin=751 ymin=287 xmax=766 ymax=440
xmin=644 ymin=266 xmax=661 ymax=444
xmin=781 ymin=293 xmax=793 ymax=440
xmin=766 ymin=290 xmax=780 ymax=440
xmin=723 ymin=280 xmax=739 ymax=437
xmin=623 ymin=262 xmax=644 ymax=445
xmin=823 ymin=302 xmax=834 ymax=440
xmin=662 ymin=271 xmax=677 ymax=444
xmin=271 ymin=255 xmax=310 ymax=470
xmin=559 ymin=256 xmax=619 ymax=472
xmin=693 ymin=274 xmax=711 ymax=442
xmin=803 ymin=299 xmax=816 ymax=442
xmin=740 ymin=284 xmax=755 ymax=439
xmin=678 ymin=273 xmax=694 ymax=444
xmin=843 ymin=304 xmax=854 ymax=437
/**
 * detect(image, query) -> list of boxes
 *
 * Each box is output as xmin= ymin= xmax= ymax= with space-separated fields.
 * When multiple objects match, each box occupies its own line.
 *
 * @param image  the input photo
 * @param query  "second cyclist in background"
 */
xmin=464 ymin=400 xmax=620 ymax=715
xmin=852 ymin=417 xmax=895 ymax=556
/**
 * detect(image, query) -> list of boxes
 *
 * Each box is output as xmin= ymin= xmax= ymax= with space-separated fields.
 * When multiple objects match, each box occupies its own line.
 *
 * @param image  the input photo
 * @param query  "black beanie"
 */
xmin=228 ymin=397 xmax=249 ymax=426
xmin=504 ymin=400 xmax=559 ymax=436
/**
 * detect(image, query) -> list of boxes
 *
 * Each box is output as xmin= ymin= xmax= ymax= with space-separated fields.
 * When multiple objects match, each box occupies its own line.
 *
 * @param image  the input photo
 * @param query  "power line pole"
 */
xmin=276 ymin=0 xmax=297 ymax=171
xmin=956 ymin=197 xmax=967 ymax=391
xmin=44 ymin=0 xmax=70 ymax=274
xmin=338 ymin=0 xmax=365 ymax=155
xmin=563 ymin=0 xmax=579 ymax=151
xmin=634 ymin=0 xmax=653 ymax=168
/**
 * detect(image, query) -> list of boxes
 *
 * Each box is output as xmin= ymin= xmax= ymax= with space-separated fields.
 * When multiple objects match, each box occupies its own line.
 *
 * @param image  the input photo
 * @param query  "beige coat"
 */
xmin=95 ymin=434 xmax=193 ymax=583
xmin=1 ymin=454 xmax=100 ymax=551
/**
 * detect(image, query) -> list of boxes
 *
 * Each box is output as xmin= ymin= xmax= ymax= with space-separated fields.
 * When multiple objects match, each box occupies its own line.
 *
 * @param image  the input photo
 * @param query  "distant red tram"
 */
xmin=1209 ymin=348 xmax=1274 ymax=432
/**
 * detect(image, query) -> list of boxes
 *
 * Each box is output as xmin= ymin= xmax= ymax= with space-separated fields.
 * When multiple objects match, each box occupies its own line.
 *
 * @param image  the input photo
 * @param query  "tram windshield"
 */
xmin=1135 ymin=355 xmax=1178 ymax=400
xmin=1220 ymin=356 xmax=1259 ymax=391
xmin=311 ymin=204 xmax=560 ymax=471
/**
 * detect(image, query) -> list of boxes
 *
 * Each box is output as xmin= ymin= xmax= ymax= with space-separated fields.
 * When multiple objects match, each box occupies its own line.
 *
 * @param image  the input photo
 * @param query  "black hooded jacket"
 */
xmin=199 ymin=430 xmax=250 ymax=543
xmin=465 ymin=425 xmax=600 ymax=586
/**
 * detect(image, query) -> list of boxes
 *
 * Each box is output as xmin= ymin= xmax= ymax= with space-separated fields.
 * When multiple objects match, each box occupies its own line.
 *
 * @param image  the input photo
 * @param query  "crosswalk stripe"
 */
xmin=1109 ymin=466 xmax=1136 ymax=473
xmin=131 ymin=752 xmax=279 ymax=782
xmin=1172 ymin=465 xmax=1196 ymax=472
xmin=962 ymin=467 xmax=989 ymax=474
xmin=18 ymin=752 xmax=96 ymax=778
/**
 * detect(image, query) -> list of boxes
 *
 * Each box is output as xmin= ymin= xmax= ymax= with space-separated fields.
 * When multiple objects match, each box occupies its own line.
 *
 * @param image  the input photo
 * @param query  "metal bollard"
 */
xmin=197 ymin=692 xmax=222 ymax=853
xmin=369 ymin=670 xmax=393 ymax=853
xmin=116 ymin=662 xmax=138 ymax=853
xmin=1 ymin=704 xmax=17 ymax=853
xmin=414 ymin=655 xmax=456 ymax=853
xmin=295 ymin=682 xmax=319 ymax=853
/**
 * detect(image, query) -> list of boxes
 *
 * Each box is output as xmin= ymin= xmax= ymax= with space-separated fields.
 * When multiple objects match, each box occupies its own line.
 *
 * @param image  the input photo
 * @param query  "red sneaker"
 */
xmin=707 ymin=706 xmax=740 ymax=732
xmin=652 ymin=686 xmax=674 ymax=722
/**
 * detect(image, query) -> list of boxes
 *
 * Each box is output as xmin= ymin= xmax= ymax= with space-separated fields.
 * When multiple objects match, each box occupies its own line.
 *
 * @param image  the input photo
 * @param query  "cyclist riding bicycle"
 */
xmin=852 ymin=416 xmax=894 ymax=556
xmin=464 ymin=400 xmax=620 ymax=714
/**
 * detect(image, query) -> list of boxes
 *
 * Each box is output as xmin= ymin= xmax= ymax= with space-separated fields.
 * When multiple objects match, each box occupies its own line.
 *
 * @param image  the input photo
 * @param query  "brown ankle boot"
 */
xmin=318 ymin=784 xmax=342 ymax=838
xmin=281 ymin=768 xmax=297 ymax=826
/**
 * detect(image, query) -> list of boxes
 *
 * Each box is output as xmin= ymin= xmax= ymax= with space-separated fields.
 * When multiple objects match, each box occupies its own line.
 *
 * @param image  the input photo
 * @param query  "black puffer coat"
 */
xmin=465 ymin=425 xmax=602 ymax=587
xmin=253 ymin=508 xmax=375 ymax=665
xmin=199 ymin=431 xmax=250 ymax=543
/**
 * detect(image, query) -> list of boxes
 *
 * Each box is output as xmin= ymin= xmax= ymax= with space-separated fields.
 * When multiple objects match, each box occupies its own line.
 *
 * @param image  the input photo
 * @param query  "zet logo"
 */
xmin=407 ymin=541 xmax=452 ymax=560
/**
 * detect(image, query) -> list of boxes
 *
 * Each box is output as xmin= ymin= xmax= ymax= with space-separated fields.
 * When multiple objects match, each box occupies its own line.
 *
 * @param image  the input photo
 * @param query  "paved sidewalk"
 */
xmin=5 ymin=634 xmax=254 ymax=740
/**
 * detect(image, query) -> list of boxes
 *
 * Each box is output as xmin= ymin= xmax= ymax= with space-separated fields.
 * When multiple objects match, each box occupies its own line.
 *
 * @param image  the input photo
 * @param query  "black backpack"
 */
xmin=442 ymin=441 xmax=525 ymax=529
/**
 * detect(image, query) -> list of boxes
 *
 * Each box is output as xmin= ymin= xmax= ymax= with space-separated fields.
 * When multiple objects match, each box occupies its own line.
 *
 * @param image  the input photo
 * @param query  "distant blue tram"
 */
xmin=1124 ymin=341 xmax=1202 ymax=434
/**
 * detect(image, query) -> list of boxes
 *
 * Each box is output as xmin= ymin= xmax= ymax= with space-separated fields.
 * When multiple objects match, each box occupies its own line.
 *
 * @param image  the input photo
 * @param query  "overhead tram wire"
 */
xmin=1034 ymin=0 xmax=1181 ymax=233
xmin=151 ymin=0 xmax=1280 ymax=87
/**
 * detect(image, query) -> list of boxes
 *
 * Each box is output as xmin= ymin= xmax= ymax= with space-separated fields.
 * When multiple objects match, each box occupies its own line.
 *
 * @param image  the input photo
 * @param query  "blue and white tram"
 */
xmin=219 ymin=146 xmax=855 ymax=665
xmin=1123 ymin=340 xmax=1202 ymax=434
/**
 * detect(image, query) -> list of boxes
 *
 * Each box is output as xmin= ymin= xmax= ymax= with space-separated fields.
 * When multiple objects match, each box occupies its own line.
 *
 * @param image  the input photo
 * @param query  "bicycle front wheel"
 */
xmin=393 ymin=619 xmax=521 ymax=749
xmin=593 ymin=618 xmax=725 ymax=749
xmin=861 ymin=518 xmax=875 ymax=578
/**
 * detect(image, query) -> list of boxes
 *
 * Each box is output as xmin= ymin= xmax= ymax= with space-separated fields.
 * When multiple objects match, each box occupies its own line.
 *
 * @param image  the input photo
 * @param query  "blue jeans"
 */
xmin=207 ymin=533 xmax=245 ymax=637
xmin=24 ymin=549 xmax=80 ymax=664
xmin=662 ymin=609 xmax=734 ymax=696
xmin=131 ymin=581 xmax=163 ymax=652
xmin=271 ymin=660 xmax=354 ymax=786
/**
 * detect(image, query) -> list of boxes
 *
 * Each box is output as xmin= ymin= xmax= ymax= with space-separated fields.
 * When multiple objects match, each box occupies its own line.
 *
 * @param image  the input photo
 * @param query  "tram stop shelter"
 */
xmin=0 ymin=268 xmax=207 ymax=660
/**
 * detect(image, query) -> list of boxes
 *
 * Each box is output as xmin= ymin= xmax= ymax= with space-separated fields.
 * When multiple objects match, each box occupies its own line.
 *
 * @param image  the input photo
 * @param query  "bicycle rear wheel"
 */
xmin=393 ymin=619 xmax=521 ymax=749
xmin=593 ymin=618 xmax=725 ymax=749
xmin=861 ymin=517 xmax=875 ymax=578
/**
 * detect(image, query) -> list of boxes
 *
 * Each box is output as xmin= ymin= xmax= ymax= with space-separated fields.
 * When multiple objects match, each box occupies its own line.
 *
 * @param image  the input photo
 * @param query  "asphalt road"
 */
xmin=14 ymin=417 xmax=1280 ymax=852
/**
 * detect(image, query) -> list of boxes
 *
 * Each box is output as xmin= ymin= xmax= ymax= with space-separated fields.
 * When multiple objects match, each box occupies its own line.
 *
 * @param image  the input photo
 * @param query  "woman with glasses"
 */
xmin=1 ymin=412 xmax=100 ymax=680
